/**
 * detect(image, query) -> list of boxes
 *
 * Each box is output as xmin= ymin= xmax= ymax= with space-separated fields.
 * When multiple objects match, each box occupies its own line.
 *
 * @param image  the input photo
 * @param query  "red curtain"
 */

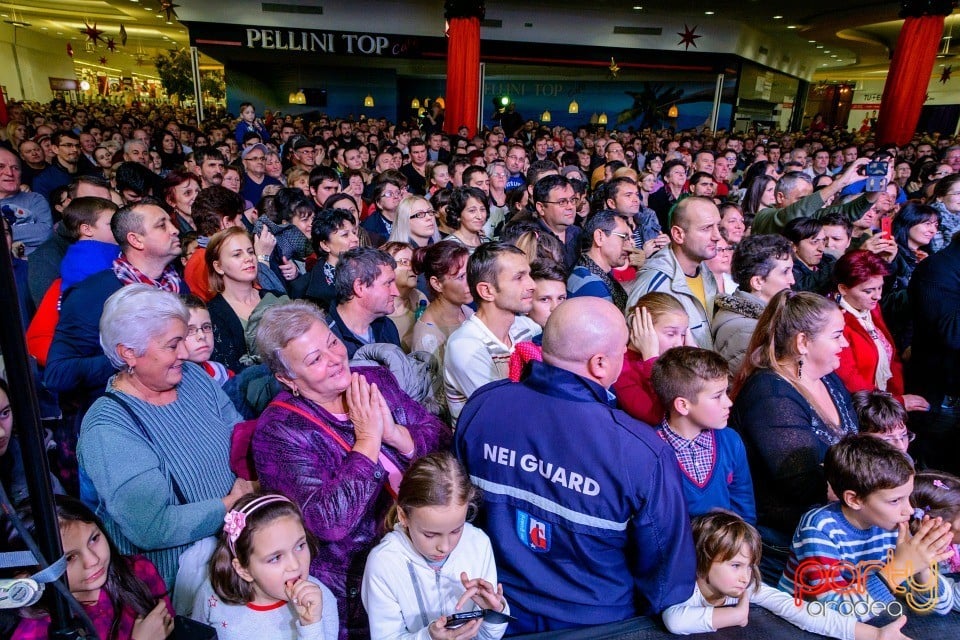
xmin=444 ymin=16 xmax=480 ymax=139
xmin=874 ymin=15 xmax=945 ymax=146
xmin=0 ymin=89 xmax=7 ymax=126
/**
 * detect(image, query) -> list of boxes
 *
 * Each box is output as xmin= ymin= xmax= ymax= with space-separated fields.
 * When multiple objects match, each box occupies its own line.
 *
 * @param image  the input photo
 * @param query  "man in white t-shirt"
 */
xmin=444 ymin=242 xmax=540 ymax=423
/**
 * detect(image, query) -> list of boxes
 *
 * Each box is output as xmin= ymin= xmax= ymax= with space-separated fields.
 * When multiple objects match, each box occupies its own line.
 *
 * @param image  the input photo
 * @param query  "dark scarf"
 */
xmin=578 ymin=255 xmax=627 ymax=313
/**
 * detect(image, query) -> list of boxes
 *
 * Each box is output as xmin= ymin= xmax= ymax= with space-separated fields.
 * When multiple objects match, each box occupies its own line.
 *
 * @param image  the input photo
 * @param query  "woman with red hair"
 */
xmin=833 ymin=250 xmax=929 ymax=411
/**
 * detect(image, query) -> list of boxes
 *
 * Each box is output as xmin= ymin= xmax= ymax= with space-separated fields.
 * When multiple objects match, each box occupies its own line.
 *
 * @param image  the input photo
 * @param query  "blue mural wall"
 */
xmin=225 ymin=62 xmax=398 ymax=120
xmin=400 ymin=77 xmax=737 ymax=131
xmin=226 ymin=66 xmax=736 ymax=131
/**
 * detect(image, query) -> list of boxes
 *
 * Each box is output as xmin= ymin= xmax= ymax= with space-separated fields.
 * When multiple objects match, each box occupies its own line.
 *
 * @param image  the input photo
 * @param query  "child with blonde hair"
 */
xmin=613 ymin=291 xmax=692 ymax=425
xmin=362 ymin=452 xmax=512 ymax=640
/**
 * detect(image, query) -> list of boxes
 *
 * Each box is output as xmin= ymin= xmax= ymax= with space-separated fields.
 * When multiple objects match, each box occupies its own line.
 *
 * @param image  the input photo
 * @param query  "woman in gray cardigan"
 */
xmin=78 ymin=285 xmax=254 ymax=588
xmin=713 ymin=234 xmax=796 ymax=374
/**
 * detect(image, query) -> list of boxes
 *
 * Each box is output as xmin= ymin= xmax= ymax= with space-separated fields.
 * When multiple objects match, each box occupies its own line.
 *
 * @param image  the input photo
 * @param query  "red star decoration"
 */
xmin=677 ymin=24 xmax=702 ymax=50
xmin=106 ymin=37 xmax=116 ymax=52
xmin=940 ymin=65 xmax=952 ymax=84
xmin=82 ymin=21 xmax=104 ymax=46
xmin=99 ymin=56 xmax=108 ymax=65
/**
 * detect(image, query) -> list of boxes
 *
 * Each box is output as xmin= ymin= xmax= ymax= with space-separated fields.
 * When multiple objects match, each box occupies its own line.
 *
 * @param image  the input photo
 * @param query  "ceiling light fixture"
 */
xmin=787 ymin=25 xmax=798 ymax=29
xmin=705 ymin=11 xmax=714 ymax=15
xmin=773 ymin=15 xmax=783 ymax=19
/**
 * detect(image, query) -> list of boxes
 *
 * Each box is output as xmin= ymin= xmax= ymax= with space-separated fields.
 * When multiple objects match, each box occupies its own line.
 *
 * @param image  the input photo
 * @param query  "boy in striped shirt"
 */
xmin=779 ymin=435 xmax=954 ymax=619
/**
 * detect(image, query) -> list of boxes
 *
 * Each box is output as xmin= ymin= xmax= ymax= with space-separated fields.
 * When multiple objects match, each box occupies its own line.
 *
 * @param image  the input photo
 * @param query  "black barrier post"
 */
xmin=0 ymin=235 xmax=81 ymax=638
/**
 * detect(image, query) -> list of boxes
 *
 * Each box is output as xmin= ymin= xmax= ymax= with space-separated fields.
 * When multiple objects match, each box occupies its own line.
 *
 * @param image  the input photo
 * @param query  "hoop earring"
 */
xmin=291 ymin=387 xmax=300 ymax=397
xmin=797 ymin=358 xmax=804 ymax=379
xmin=126 ymin=365 xmax=135 ymax=375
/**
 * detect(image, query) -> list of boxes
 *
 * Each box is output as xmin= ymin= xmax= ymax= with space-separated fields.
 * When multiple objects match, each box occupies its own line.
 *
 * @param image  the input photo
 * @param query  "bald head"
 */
xmin=542 ymin=297 xmax=628 ymax=387
xmin=672 ymin=196 xmax=717 ymax=232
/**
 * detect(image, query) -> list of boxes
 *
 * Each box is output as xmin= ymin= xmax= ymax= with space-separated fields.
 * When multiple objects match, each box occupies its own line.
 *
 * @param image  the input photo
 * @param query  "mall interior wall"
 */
xmin=0 ymin=25 xmax=78 ymax=103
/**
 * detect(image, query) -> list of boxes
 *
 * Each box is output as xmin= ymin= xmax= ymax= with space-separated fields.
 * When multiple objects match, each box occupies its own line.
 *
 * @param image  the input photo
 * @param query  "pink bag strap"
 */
xmin=270 ymin=400 xmax=398 ymax=499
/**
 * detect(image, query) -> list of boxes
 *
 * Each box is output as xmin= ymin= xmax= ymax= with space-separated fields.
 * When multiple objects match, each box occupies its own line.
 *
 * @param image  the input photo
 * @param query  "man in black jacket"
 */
xmin=327 ymin=247 xmax=401 ymax=357
xmin=909 ymin=231 xmax=960 ymax=475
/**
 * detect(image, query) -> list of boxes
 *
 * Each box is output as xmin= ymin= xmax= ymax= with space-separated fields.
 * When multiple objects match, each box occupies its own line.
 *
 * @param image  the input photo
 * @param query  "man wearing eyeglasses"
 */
xmin=567 ymin=210 xmax=633 ymax=312
xmin=533 ymin=174 xmax=581 ymax=270
xmin=240 ymin=143 xmax=281 ymax=206
xmin=504 ymin=144 xmax=528 ymax=192
xmin=289 ymin=136 xmax=317 ymax=172
xmin=32 ymin=130 xmax=82 ymax=200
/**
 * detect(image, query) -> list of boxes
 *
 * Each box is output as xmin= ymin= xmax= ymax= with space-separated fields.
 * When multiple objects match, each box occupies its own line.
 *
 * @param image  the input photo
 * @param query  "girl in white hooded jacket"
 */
xmin=362 ymin=452 xmax=510 ymax=640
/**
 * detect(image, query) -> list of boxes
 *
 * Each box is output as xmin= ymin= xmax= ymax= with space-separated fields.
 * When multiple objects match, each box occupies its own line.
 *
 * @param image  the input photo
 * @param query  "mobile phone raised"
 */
xmin=864 ymin=160 xmax=888 ymax=192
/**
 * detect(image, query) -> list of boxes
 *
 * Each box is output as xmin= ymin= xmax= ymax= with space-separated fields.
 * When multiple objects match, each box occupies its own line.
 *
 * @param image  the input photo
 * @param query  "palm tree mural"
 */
xmin=618 ymin=82 xmax=685 ymax=127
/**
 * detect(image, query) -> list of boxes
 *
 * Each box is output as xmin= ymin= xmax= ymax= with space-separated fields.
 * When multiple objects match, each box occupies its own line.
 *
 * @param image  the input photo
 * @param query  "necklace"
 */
xmin=454 ymin=230 xmax=483 ymax=247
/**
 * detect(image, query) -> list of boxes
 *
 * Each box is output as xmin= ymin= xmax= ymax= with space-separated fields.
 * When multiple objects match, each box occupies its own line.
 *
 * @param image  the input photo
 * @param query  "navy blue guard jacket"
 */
xmin=454 ymin=360 xmax=696 ymax=628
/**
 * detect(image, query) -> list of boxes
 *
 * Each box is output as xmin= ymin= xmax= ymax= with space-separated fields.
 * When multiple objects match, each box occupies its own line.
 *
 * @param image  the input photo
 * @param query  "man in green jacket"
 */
xmin=752 ymin=157 xmax=887 ymax=235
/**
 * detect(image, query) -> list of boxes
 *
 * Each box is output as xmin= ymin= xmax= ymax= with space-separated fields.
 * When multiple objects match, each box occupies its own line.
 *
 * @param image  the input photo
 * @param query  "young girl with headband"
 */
xmin=362 ymin=451 xmax=511 ymax=640
xmin=191 ymin=493 xmax=339 ymax=639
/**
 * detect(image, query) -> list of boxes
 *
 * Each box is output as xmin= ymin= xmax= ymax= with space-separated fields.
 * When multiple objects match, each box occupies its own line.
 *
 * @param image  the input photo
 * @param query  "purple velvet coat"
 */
xmin=252 ymin=365 xmax=451 ymax=640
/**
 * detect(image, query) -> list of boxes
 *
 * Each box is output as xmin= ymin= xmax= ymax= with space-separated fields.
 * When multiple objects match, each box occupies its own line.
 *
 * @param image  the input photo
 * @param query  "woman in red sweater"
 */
xmin=833 ymin=250 xmax=929 ymax=411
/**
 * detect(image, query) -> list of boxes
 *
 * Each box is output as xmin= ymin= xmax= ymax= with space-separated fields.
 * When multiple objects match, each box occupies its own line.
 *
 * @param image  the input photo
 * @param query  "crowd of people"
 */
xmin=3 ymin=95 xmax=960 ymax=640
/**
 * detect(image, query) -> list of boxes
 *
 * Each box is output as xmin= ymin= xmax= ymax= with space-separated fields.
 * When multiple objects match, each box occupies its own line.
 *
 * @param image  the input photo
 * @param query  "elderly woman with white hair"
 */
xmin=77 ymin=285 xmax=254 ymax=589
